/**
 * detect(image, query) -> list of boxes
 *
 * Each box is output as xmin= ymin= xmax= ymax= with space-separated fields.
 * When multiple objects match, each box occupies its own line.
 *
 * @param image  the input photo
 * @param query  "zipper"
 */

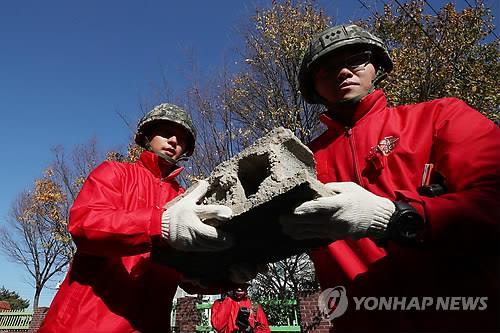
xmin=345 ymin=126 xmax=363 ymax=186
xmin=156 ymin=179 xmax=165 ymax=209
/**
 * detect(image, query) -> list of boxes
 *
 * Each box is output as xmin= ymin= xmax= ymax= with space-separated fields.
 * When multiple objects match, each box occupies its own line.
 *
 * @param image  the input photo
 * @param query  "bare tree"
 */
xmin=223 ymin=0 xmax=330 ymax=144
xmin=250 ymin=253 xmax=318 ymax=324
xmin=251 ymin=254 xmax=317 ymax=299
xmin=185 ymin=68 xmax=249 ymax=180
xmin=184 ymin=0 xmax=331 ymax=180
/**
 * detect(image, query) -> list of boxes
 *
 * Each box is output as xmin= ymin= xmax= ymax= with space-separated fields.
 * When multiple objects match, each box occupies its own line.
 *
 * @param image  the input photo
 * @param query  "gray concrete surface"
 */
xmin=153 ymin=127 xmax=332 ymax=283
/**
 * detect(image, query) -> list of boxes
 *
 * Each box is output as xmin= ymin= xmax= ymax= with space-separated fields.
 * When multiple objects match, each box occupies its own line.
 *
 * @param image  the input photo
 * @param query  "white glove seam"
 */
xmin=161 ymin=209 xmax=173 ymax=240
xmin=367 ymin=198 xmax=395 ymax=237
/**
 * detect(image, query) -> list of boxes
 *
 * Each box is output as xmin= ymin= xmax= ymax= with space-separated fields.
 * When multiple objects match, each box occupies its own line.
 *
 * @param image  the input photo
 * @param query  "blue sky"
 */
xmin=0 ymin=0 xmax=497 ymax=308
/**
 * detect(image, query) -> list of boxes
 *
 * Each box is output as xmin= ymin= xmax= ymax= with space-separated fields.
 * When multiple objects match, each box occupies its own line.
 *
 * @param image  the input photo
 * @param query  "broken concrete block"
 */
xmin=152 ymin=127 xmax=331 ymax=283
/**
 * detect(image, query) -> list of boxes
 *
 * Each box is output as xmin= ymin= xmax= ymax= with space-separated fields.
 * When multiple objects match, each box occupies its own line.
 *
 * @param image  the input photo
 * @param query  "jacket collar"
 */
xmin=320 ymin=89 xmax=387 ymax=131
xmin=138 ymin=151 xmax=184 ymax=180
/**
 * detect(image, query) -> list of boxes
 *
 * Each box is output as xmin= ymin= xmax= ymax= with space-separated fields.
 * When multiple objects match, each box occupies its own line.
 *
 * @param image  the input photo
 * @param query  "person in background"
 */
xmin=211 ymin=284 xmax=271 ymax=333
xmin=281 ymin=24 xmax=500 ymax=332
xmin=38 ymin=103 xmax=235 ymax=333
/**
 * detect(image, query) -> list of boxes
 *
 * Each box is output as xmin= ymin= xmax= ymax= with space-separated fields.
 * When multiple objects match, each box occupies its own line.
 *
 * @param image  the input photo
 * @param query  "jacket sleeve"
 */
xmin=396 ymin=98 xmax=500 ymax=244
xmin=211 ymin=298 xmax=238 ymax=333
xmin=254 ymin=304 xmax=271 ymax=333
xmin=68 ymin=161 xmax=164 ymax=257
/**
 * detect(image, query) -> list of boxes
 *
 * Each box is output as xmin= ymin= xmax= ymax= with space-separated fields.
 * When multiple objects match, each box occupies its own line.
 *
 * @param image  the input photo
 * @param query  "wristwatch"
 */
xmin=386 ymin=201 xmax=425 ymax=245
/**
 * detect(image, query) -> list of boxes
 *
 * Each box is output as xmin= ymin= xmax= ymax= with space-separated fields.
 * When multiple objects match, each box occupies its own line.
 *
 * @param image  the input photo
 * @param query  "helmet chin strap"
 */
xmin=144 ymin=140 xmax=188 ymax=166
xmin=373 ymin=68 xmax=388 ymax=86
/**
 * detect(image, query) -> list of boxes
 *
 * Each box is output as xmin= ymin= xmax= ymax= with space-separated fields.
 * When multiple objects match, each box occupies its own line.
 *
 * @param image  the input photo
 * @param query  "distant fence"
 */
xmin=0 ymin=310 xmax=33 ymax=331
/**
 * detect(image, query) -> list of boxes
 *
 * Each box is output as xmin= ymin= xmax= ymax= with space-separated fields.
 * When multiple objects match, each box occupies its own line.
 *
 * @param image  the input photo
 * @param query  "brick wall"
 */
xmin=175 ymin=296 xmax=200 ymax=333
xmin=27 ymin=307 xmax=49 ymax=333
xmin=298 ymin=291 xmax=332 ymax=333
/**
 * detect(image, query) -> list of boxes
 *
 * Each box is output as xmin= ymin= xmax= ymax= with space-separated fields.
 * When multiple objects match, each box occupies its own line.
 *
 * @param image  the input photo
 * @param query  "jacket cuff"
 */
xmin=150 ymin=206 xmax=164 ymax=238
xmin=394 ymin=190 xmax=426 ymax=218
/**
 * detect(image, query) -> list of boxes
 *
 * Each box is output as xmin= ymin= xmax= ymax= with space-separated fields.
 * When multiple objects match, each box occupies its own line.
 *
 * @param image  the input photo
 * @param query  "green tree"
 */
xmin=0 ymin=286 xmax=30 ymax=310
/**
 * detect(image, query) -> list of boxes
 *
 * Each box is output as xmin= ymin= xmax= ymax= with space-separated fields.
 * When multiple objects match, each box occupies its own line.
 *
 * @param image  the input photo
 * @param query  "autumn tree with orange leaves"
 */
xmin=224 ymin=0 xmax=329 ymax=144
xmin=367 ymin=0 xmax=499 ymax=121
xmin=0 ymin=140 xmax=113 ymax=308
xmin=185 ymin=0 xmax=330 ymax=179
xmin=0 ymin=168 xmax=74 ymax=308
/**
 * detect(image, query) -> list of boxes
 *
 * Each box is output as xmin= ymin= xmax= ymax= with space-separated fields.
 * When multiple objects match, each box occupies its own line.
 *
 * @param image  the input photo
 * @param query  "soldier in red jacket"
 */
xmin=211 ymin=284 xmax=270 ymax=333
xmin=281 ymin=24 xmax=500 ymax=332
xmin=39 ymin=104 xmax=235 ymax=333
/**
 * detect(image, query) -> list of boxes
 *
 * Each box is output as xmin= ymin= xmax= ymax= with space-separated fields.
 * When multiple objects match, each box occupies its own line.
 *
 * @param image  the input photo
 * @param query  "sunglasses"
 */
xmin=315 ymin=51 xmax=372 ymax=77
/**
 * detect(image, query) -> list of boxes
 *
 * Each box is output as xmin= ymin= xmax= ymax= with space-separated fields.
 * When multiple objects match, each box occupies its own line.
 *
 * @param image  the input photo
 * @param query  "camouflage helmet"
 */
xmin=135 ymin=103 xmax=196 ymax=156
xmin=299 ymin=24 xmax=393 ymax=104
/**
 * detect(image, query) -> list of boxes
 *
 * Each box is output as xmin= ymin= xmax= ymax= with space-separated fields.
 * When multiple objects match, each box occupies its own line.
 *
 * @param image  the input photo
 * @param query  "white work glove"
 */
xmin=281 ymin=182 xmax=395 ymax=240
xmin=162 ymin=180 xmax=234 ymax=252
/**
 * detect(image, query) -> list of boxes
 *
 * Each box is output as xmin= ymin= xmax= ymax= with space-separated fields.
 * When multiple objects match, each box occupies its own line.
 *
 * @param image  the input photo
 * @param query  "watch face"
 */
xmin=387 ymin=201 xmax=425 ymax=244
xmin=391 ymin=201 xmax=425 ymax=243
xmin=399 ymin=212 xmax=424 ymax=240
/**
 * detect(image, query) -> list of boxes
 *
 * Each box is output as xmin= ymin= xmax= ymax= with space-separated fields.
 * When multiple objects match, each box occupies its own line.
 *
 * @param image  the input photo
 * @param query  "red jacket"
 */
xmin=309 ymin=90 xmax=500 ymax=332
xmin=211 ymin=297 xmax=270 ymax=333
xmin=39 ymin=151 xmax=195 ymax=333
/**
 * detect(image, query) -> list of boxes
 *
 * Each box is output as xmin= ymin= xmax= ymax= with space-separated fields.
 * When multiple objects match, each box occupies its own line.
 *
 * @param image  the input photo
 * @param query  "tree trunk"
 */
xmin=33 ymin=288 xmax=41 ymax=309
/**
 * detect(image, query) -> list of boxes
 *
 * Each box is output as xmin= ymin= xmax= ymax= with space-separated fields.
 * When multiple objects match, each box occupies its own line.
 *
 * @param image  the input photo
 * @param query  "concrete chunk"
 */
xmin=152 ymin=127 xmax=331 ymax=282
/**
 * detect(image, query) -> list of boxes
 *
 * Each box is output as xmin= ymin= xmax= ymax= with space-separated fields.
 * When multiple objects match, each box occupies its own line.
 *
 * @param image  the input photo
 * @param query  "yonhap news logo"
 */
xmin=318 ymin=286 xmax=488 ymax=321
xmin=318 ymin=286 xmax=349 ymax=320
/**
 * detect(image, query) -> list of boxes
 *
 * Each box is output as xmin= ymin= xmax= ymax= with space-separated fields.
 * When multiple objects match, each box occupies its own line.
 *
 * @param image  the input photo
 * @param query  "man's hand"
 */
xmin=162 ymin=180 xmax=234 ymax=251
xmin=281 ymin=182 xmax=395 ymax=240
